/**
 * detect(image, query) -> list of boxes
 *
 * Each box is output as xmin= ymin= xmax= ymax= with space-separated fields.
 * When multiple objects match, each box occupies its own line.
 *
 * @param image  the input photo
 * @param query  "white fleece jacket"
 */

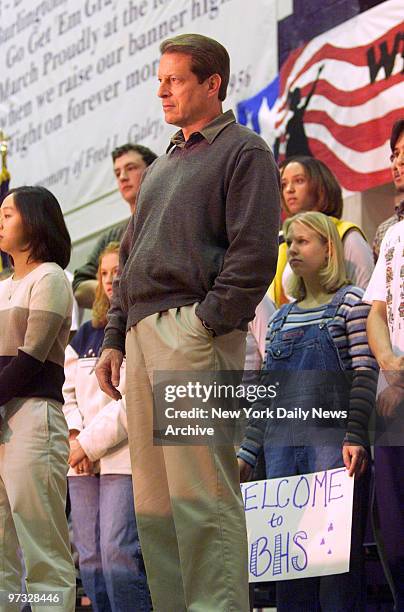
xmin=63 ymin=344 xmax=130 ymax=475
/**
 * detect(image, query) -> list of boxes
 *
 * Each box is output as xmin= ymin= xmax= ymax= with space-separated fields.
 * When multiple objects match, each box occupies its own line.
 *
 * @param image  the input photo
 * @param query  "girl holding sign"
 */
xmin=238 ymin=211 xmax=377 ymax=611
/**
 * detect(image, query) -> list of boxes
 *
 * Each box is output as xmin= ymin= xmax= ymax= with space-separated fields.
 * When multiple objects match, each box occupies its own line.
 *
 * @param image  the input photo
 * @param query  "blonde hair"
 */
xmin=92 ymin=241 xmax=120 ymax=328
xmin=283 ymin=211 xmax=348 ymax=301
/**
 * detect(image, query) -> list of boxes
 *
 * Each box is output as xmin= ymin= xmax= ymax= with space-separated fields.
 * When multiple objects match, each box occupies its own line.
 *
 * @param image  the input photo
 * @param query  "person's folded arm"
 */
xmin=367 ymin=300 xmax=404 ymax=370
xmin=73 ymin=232 xmax=114 ymax=295
xmin=343 ymin=230 xmax=374 ymax=290
xmin=73 ymin=224 xmax=128 ymax=307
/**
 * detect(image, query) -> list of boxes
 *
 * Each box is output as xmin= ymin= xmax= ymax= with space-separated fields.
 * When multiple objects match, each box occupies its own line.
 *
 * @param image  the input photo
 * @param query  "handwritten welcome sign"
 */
xmin=241 ymin=468 xmax=354 ymax=582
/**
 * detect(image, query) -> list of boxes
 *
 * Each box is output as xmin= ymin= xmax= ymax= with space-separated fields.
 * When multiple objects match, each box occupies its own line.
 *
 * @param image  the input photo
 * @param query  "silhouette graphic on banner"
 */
xmin=285 ymin=65 xmax=323 ymax=157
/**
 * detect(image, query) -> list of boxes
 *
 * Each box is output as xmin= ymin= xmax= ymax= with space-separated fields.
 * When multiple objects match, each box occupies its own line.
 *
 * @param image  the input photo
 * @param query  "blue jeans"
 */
xmin=68 ymin=474 xmax=150 ymax=612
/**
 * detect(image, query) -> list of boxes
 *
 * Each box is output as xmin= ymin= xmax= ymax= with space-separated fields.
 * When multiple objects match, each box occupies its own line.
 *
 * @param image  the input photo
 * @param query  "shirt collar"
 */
xmin=167 ymin=110 xmax=236 ymax=152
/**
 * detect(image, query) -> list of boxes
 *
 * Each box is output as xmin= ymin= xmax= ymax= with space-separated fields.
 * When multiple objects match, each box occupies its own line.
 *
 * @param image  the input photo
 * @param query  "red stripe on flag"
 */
xmin=304 ymin=107 xmax=404 ymax=152
xmin=298 ymin=72 xmax=403 ymax=107
xmin=308 ymin=138 xmax=392 ymax=192
xmin=279 ymin=45 xmax=308 ymax=93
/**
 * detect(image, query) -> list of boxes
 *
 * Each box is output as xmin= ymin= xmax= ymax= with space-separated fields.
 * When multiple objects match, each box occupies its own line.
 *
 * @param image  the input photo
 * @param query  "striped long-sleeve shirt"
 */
xmin=0 ymin=262 xmax=73 ymax=407
xmin=238 ymin=286 xmax=378 ymax=468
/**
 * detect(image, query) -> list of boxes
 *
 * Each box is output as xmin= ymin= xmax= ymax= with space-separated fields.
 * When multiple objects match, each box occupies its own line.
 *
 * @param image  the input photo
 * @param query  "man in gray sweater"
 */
xmin=96 ymin=33 xmax=280 ymax=611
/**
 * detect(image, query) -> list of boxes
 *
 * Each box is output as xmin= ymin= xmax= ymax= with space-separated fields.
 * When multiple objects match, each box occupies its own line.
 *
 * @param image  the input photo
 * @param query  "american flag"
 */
xmin=237 ymin=0 xmax=404 ymax=195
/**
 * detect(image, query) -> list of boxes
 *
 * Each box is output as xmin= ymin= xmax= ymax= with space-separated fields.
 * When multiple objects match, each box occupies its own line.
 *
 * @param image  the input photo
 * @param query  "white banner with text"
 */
xmin=0 ymin=0 xmax=278 ymax=240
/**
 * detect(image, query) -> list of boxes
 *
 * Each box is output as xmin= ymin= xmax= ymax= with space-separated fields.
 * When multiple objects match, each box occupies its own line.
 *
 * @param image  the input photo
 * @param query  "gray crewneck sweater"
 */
xmin=103 ymin=110 xmax=280 ymax=352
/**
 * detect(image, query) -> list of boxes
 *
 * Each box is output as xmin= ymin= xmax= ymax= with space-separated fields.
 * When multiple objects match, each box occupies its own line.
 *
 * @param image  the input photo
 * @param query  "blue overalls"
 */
xmin=262 ymin=286 xmax=369 ymax=611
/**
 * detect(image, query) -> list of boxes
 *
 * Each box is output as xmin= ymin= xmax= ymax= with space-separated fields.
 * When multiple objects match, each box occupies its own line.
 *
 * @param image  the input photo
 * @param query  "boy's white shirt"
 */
xmin=363 ymin=220 xmax=404 ymax=357
xmin=363 ymin=220 xmax=404 ymax=404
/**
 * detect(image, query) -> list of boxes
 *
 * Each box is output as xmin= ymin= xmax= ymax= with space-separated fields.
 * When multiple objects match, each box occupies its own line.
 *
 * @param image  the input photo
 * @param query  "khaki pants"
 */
xmin=0 ymin=398 xmax=76 ymax=612
xmin=125 ymin=304 xmax=249 ymax=612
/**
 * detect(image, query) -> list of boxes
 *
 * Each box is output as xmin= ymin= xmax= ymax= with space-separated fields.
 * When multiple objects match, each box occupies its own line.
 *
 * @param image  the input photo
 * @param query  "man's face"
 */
xmin=113 ymin=151 xmax=147 ymax=206
xmin=157 ymin=52 xmax=212 ymax=129
xmin=391 ymin=131 xmax=404 ymax=193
